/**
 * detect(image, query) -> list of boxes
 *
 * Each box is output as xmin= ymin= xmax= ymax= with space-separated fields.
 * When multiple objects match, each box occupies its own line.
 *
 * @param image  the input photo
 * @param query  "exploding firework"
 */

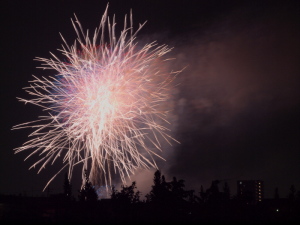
xmin=12 ymin=5 xmax=180 ymax=190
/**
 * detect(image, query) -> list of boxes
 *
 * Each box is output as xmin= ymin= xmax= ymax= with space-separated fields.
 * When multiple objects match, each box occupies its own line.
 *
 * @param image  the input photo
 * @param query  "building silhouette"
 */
xmin=237 ymin=180 xmax=264 ymax=204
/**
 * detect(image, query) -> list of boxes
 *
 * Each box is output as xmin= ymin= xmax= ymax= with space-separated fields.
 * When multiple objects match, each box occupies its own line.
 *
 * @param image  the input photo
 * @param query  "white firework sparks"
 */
xmin=12 ymin=5 xmax=180 ymax=190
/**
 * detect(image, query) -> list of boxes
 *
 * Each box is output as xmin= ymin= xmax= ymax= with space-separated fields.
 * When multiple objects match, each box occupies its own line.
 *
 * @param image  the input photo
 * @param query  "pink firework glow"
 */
xmin=12 ymin=5 xmax=180 ymax=190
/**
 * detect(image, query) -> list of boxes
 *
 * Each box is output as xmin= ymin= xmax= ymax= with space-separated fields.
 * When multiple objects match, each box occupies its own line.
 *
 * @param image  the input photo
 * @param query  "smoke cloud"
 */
xmin=133 ymin=2 xmax=300 ymax=197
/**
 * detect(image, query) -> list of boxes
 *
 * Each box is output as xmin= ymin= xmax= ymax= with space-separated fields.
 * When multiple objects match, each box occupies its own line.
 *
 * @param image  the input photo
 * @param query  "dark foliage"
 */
xmin=78 ymin=170 xmax=98 ymax=202
xmin=111 ymin=181 xmax=140 ymax=205
xmin=146 ymin=170 xmax=189 ymax=204
xmin=1 ymin=170 xmax=300 ymax=224
xmin=63 ymin=173 xmax=73 ymax=200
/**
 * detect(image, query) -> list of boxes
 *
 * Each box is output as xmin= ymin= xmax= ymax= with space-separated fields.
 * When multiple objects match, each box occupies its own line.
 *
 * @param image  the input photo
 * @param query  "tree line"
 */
xmin=1 ymin=170 xmax=299 ymax=224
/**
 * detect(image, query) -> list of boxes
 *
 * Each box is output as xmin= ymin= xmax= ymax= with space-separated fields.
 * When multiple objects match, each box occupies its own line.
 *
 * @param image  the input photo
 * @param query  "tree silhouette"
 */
xmin=186 ymin=189 xmax=198 ymax=203
xmin=146 ymin=170 xmax=189 ymax=203
xmin=223 ymin=181 xmax=230 ymax=201
xmin=199 ymin=185 xmax=207 ymax=203
xmin=146 ymin=170 xmax=167 ymax=202
xmin=63 ymin=173 xmax=72 ymax=200
xmin=206 ymin=180 xmax=221 ymax=204
xmin=78 ymin=170 xmax=98 ymax=202
xmin=289 ymin=185 xmax=296 ymax=202
xmin=111 ymin=181 xmax=140 ymax=205
xmin=170 ymin=176 xmax=188 ymax=201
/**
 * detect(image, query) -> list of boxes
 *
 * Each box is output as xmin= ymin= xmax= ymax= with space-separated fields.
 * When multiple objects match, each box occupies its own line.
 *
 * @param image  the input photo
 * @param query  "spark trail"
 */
xmin=12 ymin=5 xmax=180 ymax=190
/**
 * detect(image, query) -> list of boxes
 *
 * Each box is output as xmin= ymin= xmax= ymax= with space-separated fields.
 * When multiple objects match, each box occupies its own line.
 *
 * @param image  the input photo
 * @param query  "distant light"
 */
xmin=276 ymin=209 xmax=279 ymax=212
xmin=240 ymin=182 xmax=242 ymax=184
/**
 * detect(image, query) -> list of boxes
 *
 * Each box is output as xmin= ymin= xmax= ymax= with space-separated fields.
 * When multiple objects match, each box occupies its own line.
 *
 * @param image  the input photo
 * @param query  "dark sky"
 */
xmin=1 ymin=0 xmax=299 ymax=199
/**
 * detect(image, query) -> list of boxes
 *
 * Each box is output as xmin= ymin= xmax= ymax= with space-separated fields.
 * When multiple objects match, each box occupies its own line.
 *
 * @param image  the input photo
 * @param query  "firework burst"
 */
xmin=13 ymin=5 xmax=180 ymax=190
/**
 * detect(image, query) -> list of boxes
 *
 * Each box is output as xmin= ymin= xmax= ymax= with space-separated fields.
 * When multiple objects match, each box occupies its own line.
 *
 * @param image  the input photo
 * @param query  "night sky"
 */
xmin=1 ymin=0 xmax=299 ymax=199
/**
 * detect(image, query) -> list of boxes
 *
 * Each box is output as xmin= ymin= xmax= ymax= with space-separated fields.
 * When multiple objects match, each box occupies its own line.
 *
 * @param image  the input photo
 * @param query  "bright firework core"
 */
xmin=12 ymin=5 xmax=180 ymax=190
